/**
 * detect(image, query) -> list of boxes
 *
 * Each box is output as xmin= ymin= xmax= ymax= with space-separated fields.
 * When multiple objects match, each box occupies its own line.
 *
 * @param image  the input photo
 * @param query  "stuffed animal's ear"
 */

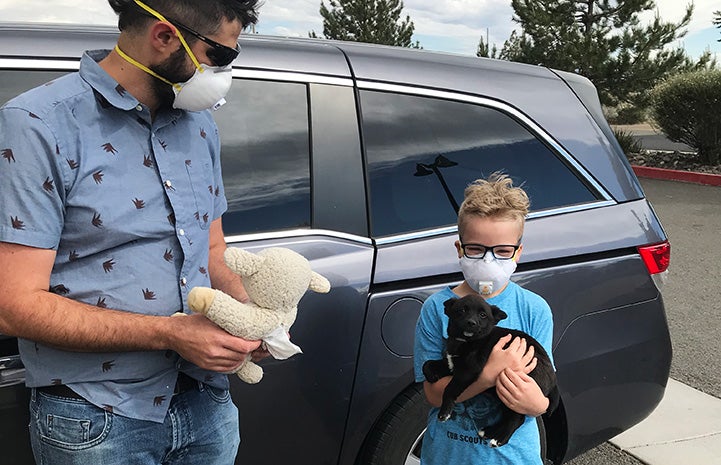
xmin=224 ymin=247 xmax=264 ymax=277
xmin=490 ymin=305 xmax=507 ymax=322
xmin=443 ymin=298 xmax=458 ymax=316
xmin=309 ymin=271 xmax=331 ymax=294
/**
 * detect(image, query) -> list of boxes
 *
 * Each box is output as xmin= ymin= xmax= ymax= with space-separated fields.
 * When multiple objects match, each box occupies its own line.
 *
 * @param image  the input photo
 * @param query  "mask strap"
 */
xmin=114 ymin=45 xmax=182 ymax=92
xmin=133 ymin=0 xmax=204 ymax=73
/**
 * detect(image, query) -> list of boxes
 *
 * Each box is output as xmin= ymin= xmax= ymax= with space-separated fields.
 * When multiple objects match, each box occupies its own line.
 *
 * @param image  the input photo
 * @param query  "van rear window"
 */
xmin=360 ymin=90 xmax=599 ymax=237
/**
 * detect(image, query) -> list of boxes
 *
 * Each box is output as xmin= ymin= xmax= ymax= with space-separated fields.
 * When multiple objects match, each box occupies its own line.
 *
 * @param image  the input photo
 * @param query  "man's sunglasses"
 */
xmin=166 ymin=18 xmax=241 ymax=67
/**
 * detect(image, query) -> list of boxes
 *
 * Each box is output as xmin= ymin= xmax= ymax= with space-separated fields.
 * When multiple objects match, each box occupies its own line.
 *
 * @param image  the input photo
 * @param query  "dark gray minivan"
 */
xmin=0 ymin=23 xmax=672 ymax=465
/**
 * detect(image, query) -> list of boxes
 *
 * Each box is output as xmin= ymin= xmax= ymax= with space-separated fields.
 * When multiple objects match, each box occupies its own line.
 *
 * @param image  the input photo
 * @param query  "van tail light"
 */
xmin=638 ymin=241 xmax=671 ymax=274
xmin=638 ymin=241 xmax=670 ymax=290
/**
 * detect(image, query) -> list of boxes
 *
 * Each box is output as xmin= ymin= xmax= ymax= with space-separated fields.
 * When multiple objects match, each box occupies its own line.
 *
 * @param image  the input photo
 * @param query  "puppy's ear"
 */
xmin=443 ymin=298 xmax=458 ymax=316
xmin=490 ymin=305 xmax=507 ymax=322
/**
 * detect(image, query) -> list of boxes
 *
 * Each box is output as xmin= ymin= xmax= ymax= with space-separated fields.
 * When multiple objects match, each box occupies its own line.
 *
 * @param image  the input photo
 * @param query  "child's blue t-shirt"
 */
xmin=413 ymin=282 xmax=554 ymax=465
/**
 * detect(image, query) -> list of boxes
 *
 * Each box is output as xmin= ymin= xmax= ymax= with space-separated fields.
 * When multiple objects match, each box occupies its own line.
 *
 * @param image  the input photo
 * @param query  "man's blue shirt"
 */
xmin=0 ymin=50 xmax=229 ymax=423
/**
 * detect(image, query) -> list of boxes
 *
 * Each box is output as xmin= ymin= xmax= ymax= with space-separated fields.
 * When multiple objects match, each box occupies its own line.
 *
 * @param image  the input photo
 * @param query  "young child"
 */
xmin=414 ymin=173 xmax=554 ymax=464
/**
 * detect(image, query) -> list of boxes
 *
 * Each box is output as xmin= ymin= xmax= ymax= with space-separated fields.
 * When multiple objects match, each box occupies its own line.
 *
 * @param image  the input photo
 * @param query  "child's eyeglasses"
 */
xmin=461 ymin=243 xmax=520 ymax=260
xmin=166 ymin=19 xmax=241 ymax=67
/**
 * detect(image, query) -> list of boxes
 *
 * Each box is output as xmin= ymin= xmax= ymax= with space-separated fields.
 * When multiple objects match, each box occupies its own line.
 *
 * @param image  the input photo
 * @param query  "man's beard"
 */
xmin=149 ymin=46 xmax=195 ymax=109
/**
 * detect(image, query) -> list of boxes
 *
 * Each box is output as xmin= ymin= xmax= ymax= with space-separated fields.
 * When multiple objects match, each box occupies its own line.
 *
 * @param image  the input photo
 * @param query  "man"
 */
xmin=0 ymin=0 xmax=261 ymax=463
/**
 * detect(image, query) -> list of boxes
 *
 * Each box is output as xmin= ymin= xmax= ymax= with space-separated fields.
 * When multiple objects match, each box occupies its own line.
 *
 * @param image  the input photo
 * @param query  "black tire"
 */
xmin=356 ymin=383 xmax=431 ymax=465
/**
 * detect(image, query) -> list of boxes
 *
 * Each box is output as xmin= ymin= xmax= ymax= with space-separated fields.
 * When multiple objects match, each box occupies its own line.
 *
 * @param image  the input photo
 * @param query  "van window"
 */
xmin=0 ymin=70 xmax=67 ymax=106
xmin=360 ymin=90 xmax=599 ymax=237
xmin=214 ymin=79 xmax=311 ymax=235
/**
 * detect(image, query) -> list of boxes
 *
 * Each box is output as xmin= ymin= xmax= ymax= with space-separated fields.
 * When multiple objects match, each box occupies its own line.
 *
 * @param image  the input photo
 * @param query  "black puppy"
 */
xmin=422 ymin=294 xmax=559 ymax=447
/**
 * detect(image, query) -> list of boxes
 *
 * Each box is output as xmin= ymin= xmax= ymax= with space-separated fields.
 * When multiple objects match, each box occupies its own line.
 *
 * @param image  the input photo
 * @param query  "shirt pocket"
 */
xmin=185 ymin=160 xmax=215 ymax=230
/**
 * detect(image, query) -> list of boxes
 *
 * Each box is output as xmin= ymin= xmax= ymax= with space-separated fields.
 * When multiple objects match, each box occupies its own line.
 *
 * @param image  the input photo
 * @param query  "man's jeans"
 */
xmin=29 ymin=384 xmax=240 ymax=465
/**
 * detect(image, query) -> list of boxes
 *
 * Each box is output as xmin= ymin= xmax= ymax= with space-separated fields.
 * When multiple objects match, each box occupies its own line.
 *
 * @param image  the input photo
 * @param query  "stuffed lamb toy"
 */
xmin=187 ymin=247 xmax=330 ymax=384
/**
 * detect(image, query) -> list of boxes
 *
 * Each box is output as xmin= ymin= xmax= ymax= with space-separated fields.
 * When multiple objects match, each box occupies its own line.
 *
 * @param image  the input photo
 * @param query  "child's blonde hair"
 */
xmin=458 ymin=172 xmax=530 ymax=236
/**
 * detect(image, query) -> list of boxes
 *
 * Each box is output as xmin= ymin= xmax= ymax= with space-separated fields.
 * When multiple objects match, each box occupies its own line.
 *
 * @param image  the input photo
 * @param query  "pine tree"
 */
xmin=311 ymin=0 xmax=420 ymax=48
xmin=714 ymin=10 xmax=721 ymax=42
xmin=482 ymin=1 xmax=714 ymax=119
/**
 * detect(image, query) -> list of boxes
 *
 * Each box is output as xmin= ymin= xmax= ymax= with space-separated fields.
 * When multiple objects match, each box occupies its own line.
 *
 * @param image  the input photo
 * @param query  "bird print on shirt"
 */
xmin=42 ymin=178 xmax=55 ymax=193
xmin=50 ymin=284 xmax=70 ymax=295
xmin=102 ymin=143 xmax=118 ymax=155
xmin=2 ymin=148 xmax=14 ymax=163
xmin=143 ymin=289 xmax=157 ymax=300
xmin=11 ymin=216 xmax=25 ymax=230
xmin=102 ymin=259 xmax=115 ymax=273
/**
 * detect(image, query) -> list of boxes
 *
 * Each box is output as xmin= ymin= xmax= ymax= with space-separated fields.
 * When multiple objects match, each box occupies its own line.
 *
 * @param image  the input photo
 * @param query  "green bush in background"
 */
xmin=613 ymin=128 xmax=643 ymax=155
xmin=650 ymin=70 xmax=721 ymax=165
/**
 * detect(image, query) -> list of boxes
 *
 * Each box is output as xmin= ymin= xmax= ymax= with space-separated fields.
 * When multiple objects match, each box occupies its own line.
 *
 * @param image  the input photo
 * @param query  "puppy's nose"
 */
xmin=466 ymin=319 xmax=478 ymax=328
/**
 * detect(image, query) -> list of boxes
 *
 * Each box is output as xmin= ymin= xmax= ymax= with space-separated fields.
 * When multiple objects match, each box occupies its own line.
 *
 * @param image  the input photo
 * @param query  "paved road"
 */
xmin=566 ymin=177 xmax=721 ymax=465
xmin=614 ymin=124 xmax=694 ymax=152
xmin=642 ymin=178 xmax=721 ymax=395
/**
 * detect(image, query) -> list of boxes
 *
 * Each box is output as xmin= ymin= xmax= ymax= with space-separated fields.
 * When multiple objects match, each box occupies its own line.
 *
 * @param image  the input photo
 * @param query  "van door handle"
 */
xmin=0 ymin=355 xmax=25 ymax=388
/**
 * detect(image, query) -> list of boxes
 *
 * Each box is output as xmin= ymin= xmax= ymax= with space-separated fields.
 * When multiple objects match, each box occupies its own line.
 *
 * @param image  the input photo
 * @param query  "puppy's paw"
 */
xmin=489 ymin=439 xmax=501 ymax=448
xmin=477 ymin=429 xmax=486 ymax=438
xmin=437 ymin=407 xmax=454 ymax=422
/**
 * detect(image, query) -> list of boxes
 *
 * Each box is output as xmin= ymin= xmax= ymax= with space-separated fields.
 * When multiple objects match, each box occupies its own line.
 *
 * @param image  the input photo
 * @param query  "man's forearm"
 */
xmin=0 ymin=290 xmax=175 ymax=353
xmin=207 ymin=218 xmax=247 ymax=301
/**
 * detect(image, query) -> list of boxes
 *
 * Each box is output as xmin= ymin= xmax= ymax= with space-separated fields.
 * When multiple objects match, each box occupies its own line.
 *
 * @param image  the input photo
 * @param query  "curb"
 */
xmin=632 ymin=165 xmax=721 ymax=187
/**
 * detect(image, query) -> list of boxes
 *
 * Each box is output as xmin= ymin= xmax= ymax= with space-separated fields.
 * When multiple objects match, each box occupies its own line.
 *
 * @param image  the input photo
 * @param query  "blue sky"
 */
xmin=0 ymin=0 xmax=718 ymax=59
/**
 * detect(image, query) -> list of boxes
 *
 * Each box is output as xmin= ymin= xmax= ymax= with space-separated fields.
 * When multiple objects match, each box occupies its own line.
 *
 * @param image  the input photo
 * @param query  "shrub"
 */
xmin=604 ymin=104 xmax=647 ymax=125
xmin=650 ymin=70 xmax=721 ymax=165
xmin=613 ymin=128 xmax=643 ymax=155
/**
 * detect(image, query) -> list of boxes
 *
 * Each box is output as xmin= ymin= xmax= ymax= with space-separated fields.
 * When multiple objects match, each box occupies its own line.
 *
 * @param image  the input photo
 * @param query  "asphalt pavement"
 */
xmin=568 ymin=173 xmax=721 ymax=465
xmin=613 ymin=123 xmax=694 ymax=152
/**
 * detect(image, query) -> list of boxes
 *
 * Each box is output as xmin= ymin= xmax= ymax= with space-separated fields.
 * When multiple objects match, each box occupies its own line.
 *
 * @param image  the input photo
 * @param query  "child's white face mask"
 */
xmin=460 ymin=255 xmax=517 ymax=296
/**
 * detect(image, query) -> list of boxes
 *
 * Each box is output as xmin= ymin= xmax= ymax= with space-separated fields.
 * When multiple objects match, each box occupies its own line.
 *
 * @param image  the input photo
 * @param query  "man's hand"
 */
xmin=496 ymin=367 xmax=549 ymax=416
xmin=167 ymin=314 xmax=261 ymax=372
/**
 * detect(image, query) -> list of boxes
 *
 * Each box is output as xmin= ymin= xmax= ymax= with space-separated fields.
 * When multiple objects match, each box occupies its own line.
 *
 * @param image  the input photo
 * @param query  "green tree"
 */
xmin=481 ymin=0 xmax=714 ymax=118
xmin=714 ymin=10 xmax=721 ymax=41
xmin=311 ymin=0 xmax=420 ymax=48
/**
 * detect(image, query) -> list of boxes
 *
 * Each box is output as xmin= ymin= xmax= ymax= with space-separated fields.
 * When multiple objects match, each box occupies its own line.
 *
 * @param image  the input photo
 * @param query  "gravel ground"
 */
xmin=627 ymin=150 xmax=721 ymax=175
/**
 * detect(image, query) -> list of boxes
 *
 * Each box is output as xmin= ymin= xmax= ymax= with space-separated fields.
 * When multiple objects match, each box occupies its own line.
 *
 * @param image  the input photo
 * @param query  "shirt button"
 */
xmin=180 ymin=277 xmax=187 ymax=286
xmin=136 ymin=105 xmax=143 ymax=111
xmin=164 ymin=180 xmax=173 ymax=188
xmin=178 ymin=229 xmax=185 ymax=236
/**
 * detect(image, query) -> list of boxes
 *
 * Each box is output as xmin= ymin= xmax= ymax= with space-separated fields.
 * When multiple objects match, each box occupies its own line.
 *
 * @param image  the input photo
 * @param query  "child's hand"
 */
xmin=479 ymin=335 xmax=537 ymax=386
xmin=496 ymin=367 xmax=550 ymax=416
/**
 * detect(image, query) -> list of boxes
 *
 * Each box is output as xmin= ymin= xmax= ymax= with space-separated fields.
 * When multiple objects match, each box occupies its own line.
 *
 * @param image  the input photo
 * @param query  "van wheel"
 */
xmin=356 ymin=383 xmax=430 ymax=465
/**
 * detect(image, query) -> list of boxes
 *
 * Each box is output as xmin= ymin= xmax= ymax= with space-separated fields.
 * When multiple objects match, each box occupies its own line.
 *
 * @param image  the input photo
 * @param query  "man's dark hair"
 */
xmin=108 ymin=0 xmax=260 ymax=35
